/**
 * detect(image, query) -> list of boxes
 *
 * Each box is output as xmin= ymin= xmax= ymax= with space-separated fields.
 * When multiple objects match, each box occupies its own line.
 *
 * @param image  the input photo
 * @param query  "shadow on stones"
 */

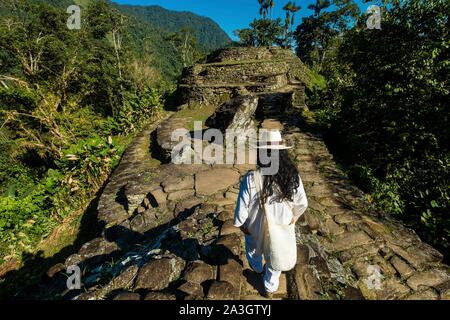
xmin=0 ymin=201 xmax=239 ymax=300
xmin=115 ymin=185 xmax=129 ymax=213
xmin=243 ymin=269 xmax=265 ymax=296
xmin=149 ymin=129 xmax=170 ymax=164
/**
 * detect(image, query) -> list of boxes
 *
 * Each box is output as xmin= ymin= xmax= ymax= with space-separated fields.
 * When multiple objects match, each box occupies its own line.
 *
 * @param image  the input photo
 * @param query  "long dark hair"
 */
xmin=257 ymin=149 xmax=300 ymax=204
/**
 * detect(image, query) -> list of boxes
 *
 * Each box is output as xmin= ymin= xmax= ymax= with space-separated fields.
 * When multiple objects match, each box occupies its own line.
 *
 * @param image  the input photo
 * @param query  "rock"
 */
xmin=182 ymin=261 xmax=215 ymax=284
xmin=317 ymin=197 xmax=342 ymax=207
xmin=310 ymin=255 xmax=331 ymax=279
xmin=162 ymin=176 xmax=194 ymax=192
xmin=218 ymin=259 xmax=242 ymax=290
xmin=293 ymin=265 xmax=322 ymax=300
xmin=64 ymin=254 xmax=83 ymax=268
xmin=325 ymin=207 xmax=351 ymax=216
xmin=359 ymin=278 xmax=410 ymax=300
xmin=156 ymin=116 xmax=191 ymax=159
xmin=168 ymin=189 xmax=195 ymax=201
xmin=217 ymin=210 xmax=234 ymax=222
xmin=195 ymin=169 xmax=241 ymax=196
xmin=334 ymin=212 xmax=362 ymax=225
xmin=212 ymin=234 xmax=242 ymax=264
xmin=390 ymin=256 xmax=415 ymax=279
xmin=108 ymin=265 xmax=139 ymax=290
xmin=134 ymin=257 xmax=186 ymax=291
xmin=112 ymin=291 xmax=141 ymax=300
xmin=304 ymin=210 xmax=321 ymax=231
xmin=296 ymin=244 xmax=310 ymax=265
xmin=207 ymin=197 xmax=236 ymax=206
xmin=47 ymin=263 xmax=66 ymax=278
xmin=406 ymin=289 xmax=439 ymax=300
xmin=220 ymin=219 xmax=239 ymax=236
xmin=136 ymin=206 xmax=146 ymax=215
xmin=129 ymin=209 xmax=157 ymax=233
xmin=375 ymin=279 xmax=411 ymax=300
xmin=168 ymin=238 xmax=200 ymax=261
xmin=339 ymin=244 xmax=379 ymax=263
xmin=343 ymin=287 xmax=365 ymax=300
xmin=144 ymin=292 xmax=177 ymax=300
xmin=406 ymin=268 xmax=450 ymax=291
xmin=76 ymin=291 xmax=100 ymax=300
xmin=142 ymin=197 xmax=151 ymax=209
xmin=148 ymin=187 xmax=167 ymax=207
xmin=388 ymin=243 xmax=443 ymax=271
xmin=351 ymin=259 xmax=373 ymax=278
xmin=371 ymin=255 xmax=397 ymax=277
xmin=330 ymin=231 xmax=372 ymax=252
xmin=224 ymin=192 xmax=238 ymax=201
xmin=177 ymin=281 xmax=205 ymax=300
xmin=174 ymin=197 xmax=203 ymax=215
xmin=321 ymin=218 xmax=344 ymax=237
xmin=125 ymin=180 xmax=156 ymax=214
xmin=306 ymin=198 xmax=326 ymax=212
xmin=206 ymin=95 xmax=258 ymax=132
xmin=97 ymin=203 xmax=130 ymax=226
xmin=178 ymin=218 xmax=197 ymax=235
xmin=65 ymin=238 xmax=120 ymax=267
xmin=0 ymin=259 xmax=21 ymax=278
xmin=206 ymin=281 xmax=236 ymax=300
xmin=261 ymin=119 xmax=284 ymax=130
xmin=435 ymin=281 xmax=450 ymax=300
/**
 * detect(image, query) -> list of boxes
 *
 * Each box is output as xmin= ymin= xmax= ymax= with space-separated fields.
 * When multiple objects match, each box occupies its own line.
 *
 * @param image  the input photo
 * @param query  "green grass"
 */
xmin=173 ymin=104 xmax=217 ymax=131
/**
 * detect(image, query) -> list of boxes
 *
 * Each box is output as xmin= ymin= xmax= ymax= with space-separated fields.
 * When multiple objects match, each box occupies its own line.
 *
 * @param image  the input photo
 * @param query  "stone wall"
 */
xmin=176 ymin=47 xmax=309 ymax=109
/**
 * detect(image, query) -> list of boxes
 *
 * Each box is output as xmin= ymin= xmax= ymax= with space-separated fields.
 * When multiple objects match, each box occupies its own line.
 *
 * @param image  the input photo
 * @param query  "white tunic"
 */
xmin=233 ymin=170 xmax=308 ymax=252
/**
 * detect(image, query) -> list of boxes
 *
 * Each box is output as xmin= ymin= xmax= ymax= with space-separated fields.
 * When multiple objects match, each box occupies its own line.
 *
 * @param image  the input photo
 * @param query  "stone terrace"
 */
xmin=37 ymin=48 xmax=449 ymax=300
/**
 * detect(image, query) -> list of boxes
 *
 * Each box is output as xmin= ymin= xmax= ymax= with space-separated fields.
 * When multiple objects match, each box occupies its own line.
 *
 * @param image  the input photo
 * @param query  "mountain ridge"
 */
xmin=115 ymin=3 xmax=232 ymax=51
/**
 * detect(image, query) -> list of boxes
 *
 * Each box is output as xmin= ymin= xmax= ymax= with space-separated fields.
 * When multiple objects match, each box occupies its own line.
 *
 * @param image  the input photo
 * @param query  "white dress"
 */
xmin=233 ymin=170 xmax=308 ymax=292
xmin=234 ymin=170 xmax=308 ymax=250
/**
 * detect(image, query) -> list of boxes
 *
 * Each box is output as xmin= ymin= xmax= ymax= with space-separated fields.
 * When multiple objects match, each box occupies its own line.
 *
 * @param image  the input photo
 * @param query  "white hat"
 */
xmin=256 ymin=130 xmax=293 ymax=150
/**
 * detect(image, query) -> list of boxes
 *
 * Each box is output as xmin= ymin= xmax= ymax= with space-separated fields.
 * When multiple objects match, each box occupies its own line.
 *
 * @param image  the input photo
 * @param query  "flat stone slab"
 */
xmin=329 ymin=231 xmax=373 ymax=252
xmin=195 ymin=168 xmax=241 ymax=196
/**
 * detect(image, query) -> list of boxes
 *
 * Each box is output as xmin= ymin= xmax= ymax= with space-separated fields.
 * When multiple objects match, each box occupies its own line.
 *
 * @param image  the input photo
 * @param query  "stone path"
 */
xmin=34 ymin=46 xmax=449 ymax=300
xmin=32 ymin=112 xmax=450 ymax=300
xmin=280 ymin=121 xmax=450 ymax=300
xmin=36 ymin=112 xmax=450 ymax=300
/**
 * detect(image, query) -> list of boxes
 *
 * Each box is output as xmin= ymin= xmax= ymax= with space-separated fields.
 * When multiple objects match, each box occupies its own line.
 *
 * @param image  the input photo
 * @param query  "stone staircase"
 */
xmin=38 ymin=113 xmax=447 ymax=301
xmin=29 ymin=47 xmax=449 ymax=301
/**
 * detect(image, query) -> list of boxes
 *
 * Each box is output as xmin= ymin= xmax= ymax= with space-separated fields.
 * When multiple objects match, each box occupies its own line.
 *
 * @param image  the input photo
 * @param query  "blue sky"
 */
xmin=113 ymin=0 xmax=375 ymax=40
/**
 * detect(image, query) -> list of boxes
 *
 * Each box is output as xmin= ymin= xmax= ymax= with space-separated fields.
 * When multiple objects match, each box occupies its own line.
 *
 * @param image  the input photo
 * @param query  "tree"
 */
xmin=234 ymin=28 xmax=257 ymax=47
xmin=294 ymin=0 xmax=359 ymax=69
xmin=282 ymin=1 xmax=301 ymax=48
xmin=308 ymin=0 xmax=450 ymax=256
xmin=165 ymin=28 xmax=203 ymax=68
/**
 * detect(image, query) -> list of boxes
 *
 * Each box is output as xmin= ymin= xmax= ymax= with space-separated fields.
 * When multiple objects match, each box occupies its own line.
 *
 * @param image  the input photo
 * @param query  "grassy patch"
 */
xmin=174 ymin=104 xmax=217 ymax=131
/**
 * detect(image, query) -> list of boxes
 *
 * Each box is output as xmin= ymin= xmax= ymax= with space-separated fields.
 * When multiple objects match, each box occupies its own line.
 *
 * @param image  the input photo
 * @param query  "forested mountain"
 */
xmin=116 ymin=4 xmax=232 ymax=52
xmin=0 ymin=0 xmax=230 ymax=268
xmin=23 ymin=0 xmax=231 ymax=77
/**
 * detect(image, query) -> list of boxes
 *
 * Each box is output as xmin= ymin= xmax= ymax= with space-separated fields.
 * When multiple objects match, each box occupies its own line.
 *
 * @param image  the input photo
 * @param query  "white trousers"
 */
xmin=245 ymin=235 xmax=282 ymax=293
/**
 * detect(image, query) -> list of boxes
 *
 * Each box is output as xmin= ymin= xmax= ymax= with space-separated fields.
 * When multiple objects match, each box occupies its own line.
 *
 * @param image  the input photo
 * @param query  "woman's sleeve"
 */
xmin=233 ymin=173 xmax=251 ymax=228
xmin=292 ymin=175 xmax=308 ymax=219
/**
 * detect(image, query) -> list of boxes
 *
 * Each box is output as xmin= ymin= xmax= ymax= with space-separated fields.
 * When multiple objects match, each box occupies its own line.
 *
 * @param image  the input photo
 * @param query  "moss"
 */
xmin=305 ymin=68 xmax=327 ymax=91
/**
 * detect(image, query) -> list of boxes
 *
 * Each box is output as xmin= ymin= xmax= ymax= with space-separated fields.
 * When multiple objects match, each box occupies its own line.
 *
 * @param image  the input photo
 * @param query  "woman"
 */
xmin=234 ymin=130 xmax=308 ymax=298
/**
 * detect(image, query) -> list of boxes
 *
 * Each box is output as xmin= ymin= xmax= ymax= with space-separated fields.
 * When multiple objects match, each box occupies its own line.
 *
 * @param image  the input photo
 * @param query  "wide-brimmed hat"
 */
xmin=256 ymin=130 xmax=293 ymax=150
